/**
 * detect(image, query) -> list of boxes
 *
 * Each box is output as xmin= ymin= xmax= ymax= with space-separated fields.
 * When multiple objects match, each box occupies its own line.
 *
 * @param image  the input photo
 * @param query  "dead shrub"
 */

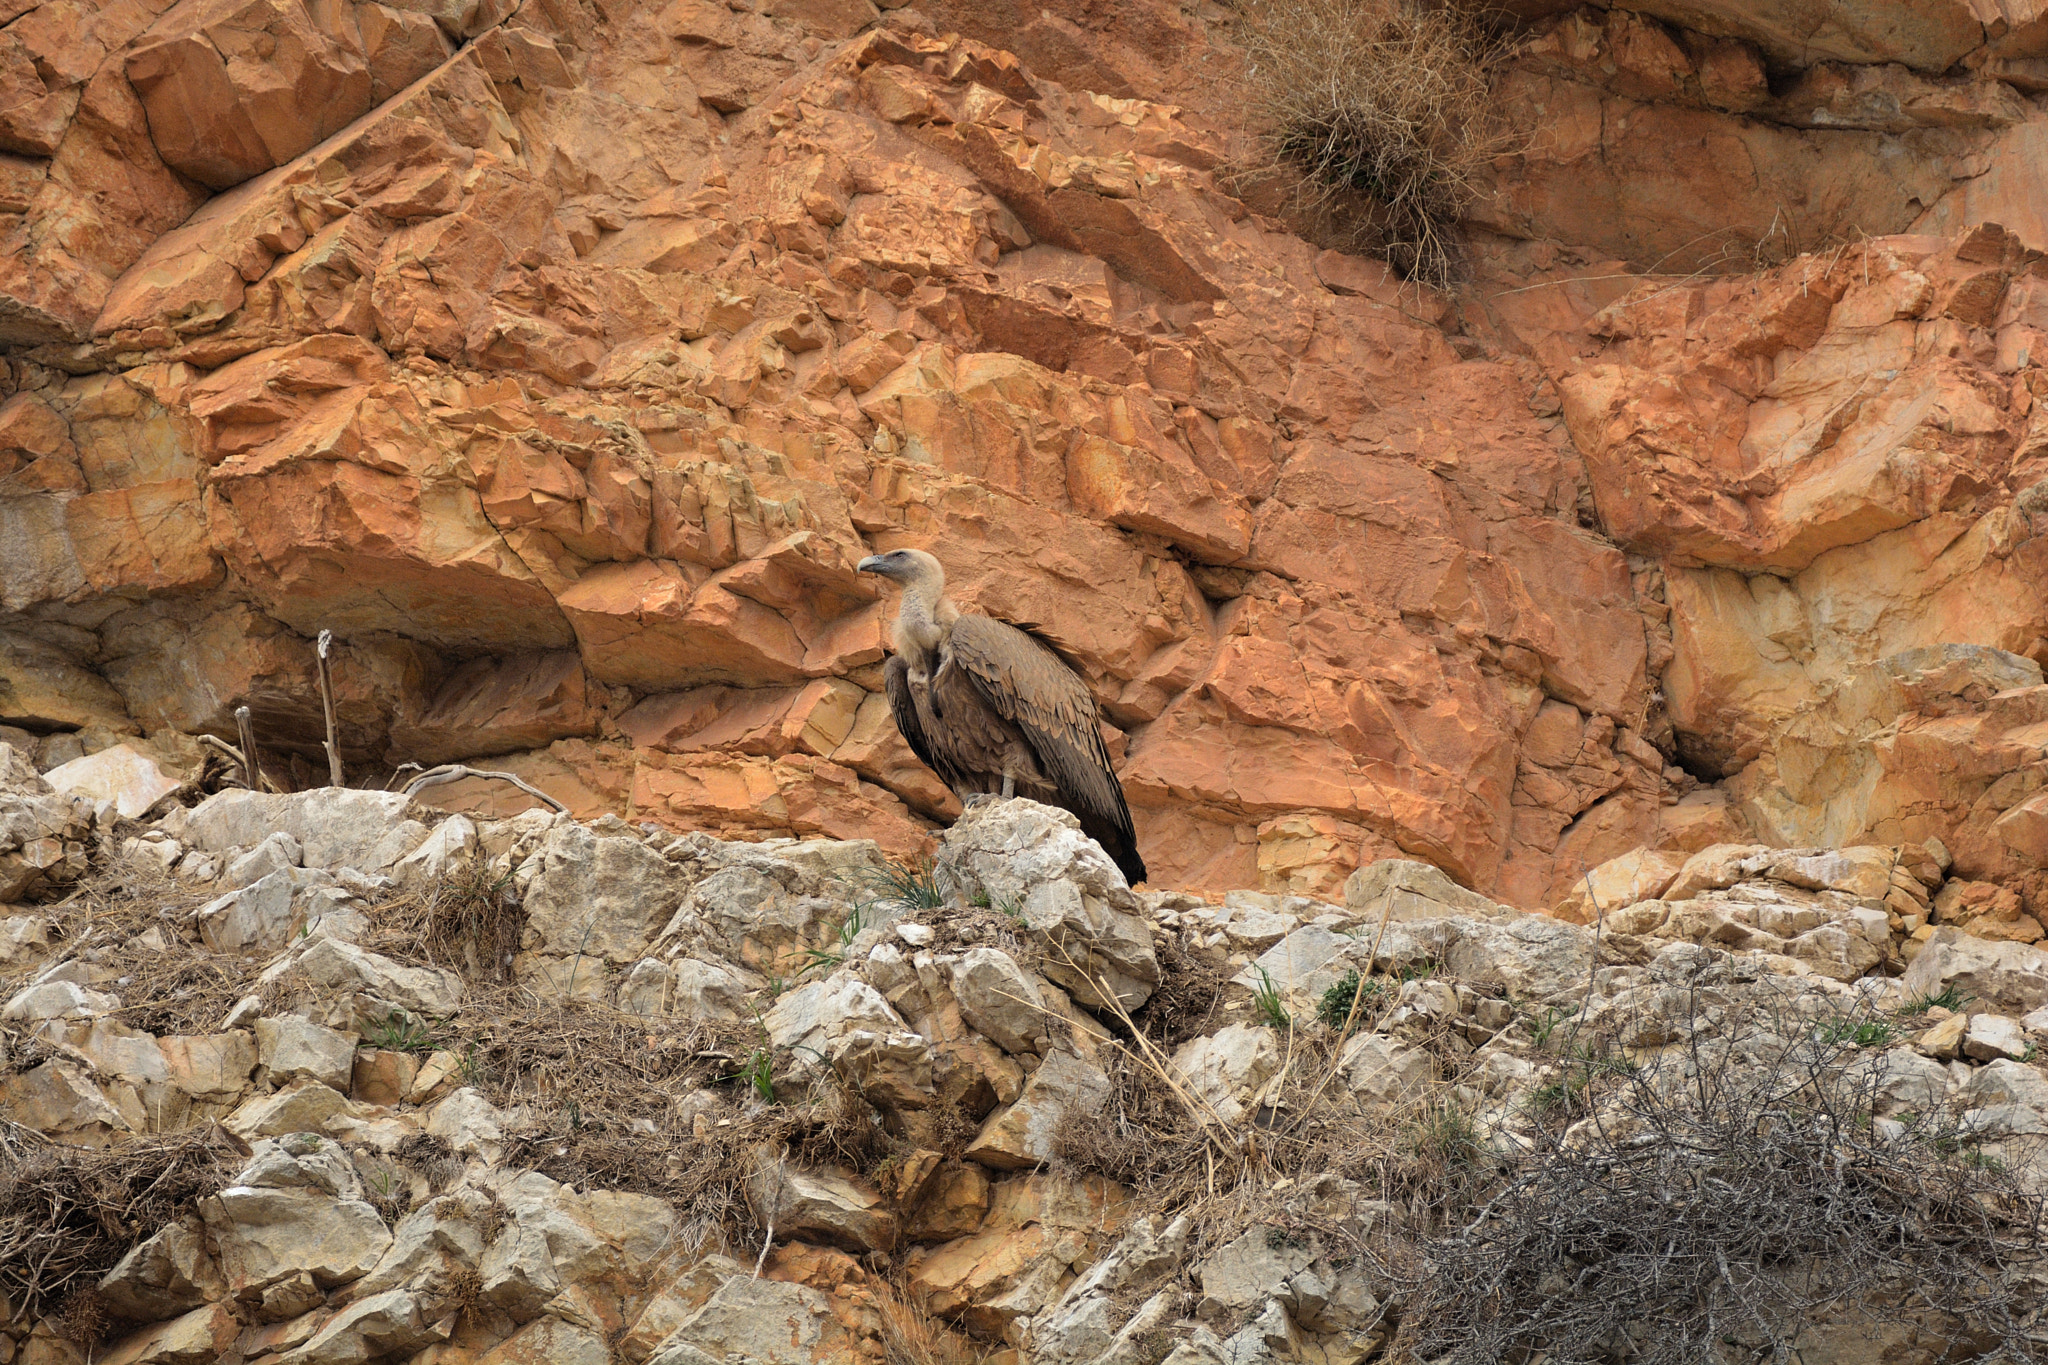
xmin=1394 ymin=978 xmax=2048 ymax=1365
xmin=373 ymin=858 xmax=524 ymax=984
xmin=1231 ymin=0 xmax=1516 ymax=288
xmin=0 ymin=1121 xmax=238 ymax=1327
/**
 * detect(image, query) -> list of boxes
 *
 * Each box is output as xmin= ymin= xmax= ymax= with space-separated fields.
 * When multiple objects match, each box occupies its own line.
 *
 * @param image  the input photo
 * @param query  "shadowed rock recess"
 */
xmin=6 ymin=0 xmax=2048 ymax=1357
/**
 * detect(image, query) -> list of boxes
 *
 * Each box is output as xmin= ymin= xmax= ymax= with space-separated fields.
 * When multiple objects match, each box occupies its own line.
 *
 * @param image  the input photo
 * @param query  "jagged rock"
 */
xmin=643 ymin=1272 xmax=859 ymax=1365
xmin=1965 ymin=1012 xmax=2031 ymax=1062
xmin=472 ymin=1316 xmax=611 ymax=1365
xmin=0 ymin=1059 xmax=133 ymax=1133
xmin=426 ymin=1086 xmax=514 ymax=1158
xmin=99 ymin=1215 xmax=227 ymax=1322
xmin=1030 ymin=1214 xmax=1190 ymax=1364
xmin=655 ymin=836 xmax=883 ymax=976
xmin=287 ymin=936 xmax=464 ymax=1019
xmin=256 ymin=1015 xmax=357 ymax=1090
xmin=1346 ymin=859 xmax=1513 ymax=923
xmin=2 ymin=979 xmax=119 ymax=1021
xmin=746 ymin=1154 xmax=900 ymax=1252
xmin=669 ymin=958 xmax=752 ymax=1021
xmin=164 ymin=790 xmax=429 ymax=872
xmin=762 ymin=971 xmax=908 ymax=1056
xmin=619 ymin=1256 xmax=752 ymax=1363
xmin=1850 ymin=1047 xmax=1949 ymax=1116
xmin=517 ymin=820 xmax=692 ymax=963
xmin=1170 ymin=1023 xmax=1280 ymax=1126
xmin=390 ymin=813 xmax=478 ymax=887
xmin=1917 ymin=1012 xmax=1968 ymax=1061
xmin=620 ymin=958 xmax=674 ymax=1015
xmin=203 ymin=1136 xmax=392 ymax=1294
xmin=95 ymin=1301 xmax=239 ymax=1365
xmin=948 ymin=946 xmax=1049 ymax=1055
xmin=353 ymin=1190 xmax=491 ymax=1298
xmin=966 ymin=1049 xmax=1113 ymax=1170
xmin=1957 ymin=1059 xmax=2048 ymax=1137
xmin=904 ymin=1160 xmax=992 ymax=1242
xmin=224 ymin=1079 xmax=355 ymax=1139
xmin=40 ymin=743 xmax=182 ymax=820
xmin=830 ymin=1026 xmax=936 ymax=1112
xmin=351 ymin=1048 xmax=418 ymax=1105
xmin=1551 ymin=848 xmax=1687 ymax=923
xmin=0 ymin=912 xmax=49 ymax=961
xmin=159 ymin=1030 xmax=260 ymax=1099
xmin=479 ymin=1210 xmax=561 ymax=1322
xmin=935 ymin=799 xmax=1159 ymax=1011
xmin=224 ymin=830 xmax=303 ymax=888
xmin=1441 ymin=915 xmax=1597 ymax=1000
xmin=1337 ymin=1034 xmax=1435 ymax=1108
xmin=197 ymin=866 xmax=312 ymax=952
xmin=1903 ymin=929 xmax=2048 ymax=1015
xmin=0 ymin=781 xmax=90 ymax=900
xmin=274 ymin=1288 xmax=447 ymax=1365
xmin=911 ymin=1173 xmax=1127 ymax=1340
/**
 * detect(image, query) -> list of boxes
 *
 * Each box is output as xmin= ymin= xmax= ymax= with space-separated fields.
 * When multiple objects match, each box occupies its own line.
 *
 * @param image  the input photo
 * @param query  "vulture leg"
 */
xmin=1001 ymin=772 xmax=1015 ymax=799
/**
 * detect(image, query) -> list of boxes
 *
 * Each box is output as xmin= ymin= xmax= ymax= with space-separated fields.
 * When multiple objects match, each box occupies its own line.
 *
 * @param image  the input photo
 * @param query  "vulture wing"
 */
xmin=942 ymin=614 xmax=1147 ymax=884
xmin=883 ymin=655 xmax=960 ymax=790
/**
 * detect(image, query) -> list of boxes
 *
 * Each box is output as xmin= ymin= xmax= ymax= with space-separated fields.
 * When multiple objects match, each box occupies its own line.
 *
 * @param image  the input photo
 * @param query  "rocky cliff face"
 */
xmin=0 ymin=0 xmax=2045 ymax=918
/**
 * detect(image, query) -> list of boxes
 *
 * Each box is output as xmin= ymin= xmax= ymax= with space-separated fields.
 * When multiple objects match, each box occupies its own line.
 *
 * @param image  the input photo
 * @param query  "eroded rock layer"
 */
xmin=0 ymin=0 xmax=2044 ymax=914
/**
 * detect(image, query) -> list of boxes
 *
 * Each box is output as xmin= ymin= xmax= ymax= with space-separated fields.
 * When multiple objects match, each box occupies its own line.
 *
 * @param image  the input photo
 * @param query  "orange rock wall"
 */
xmin=3 ymin=0 xmax=2046 ymax=909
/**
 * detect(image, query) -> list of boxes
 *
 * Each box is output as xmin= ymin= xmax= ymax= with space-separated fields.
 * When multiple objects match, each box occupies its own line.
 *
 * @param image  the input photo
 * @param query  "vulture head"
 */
xmin=856 ymin=548 xmax=945 ymax=593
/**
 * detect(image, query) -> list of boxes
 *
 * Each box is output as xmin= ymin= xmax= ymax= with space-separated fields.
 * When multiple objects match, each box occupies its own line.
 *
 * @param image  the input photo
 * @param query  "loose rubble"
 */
xmin=4 ymin=771 xmax=2047 ymax=1364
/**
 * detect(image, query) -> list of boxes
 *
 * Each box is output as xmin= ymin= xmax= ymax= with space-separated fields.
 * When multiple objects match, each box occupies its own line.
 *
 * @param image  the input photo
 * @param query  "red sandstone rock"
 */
xmin=0 ymin=0 xmax=2043 ymax=914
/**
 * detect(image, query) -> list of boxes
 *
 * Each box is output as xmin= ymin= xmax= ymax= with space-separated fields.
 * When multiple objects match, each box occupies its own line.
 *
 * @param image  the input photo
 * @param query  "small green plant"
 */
xmin=850 ymin=858 xmax=945 ymax=915
xmin=1528 ymin=1005 xmax=1573 ymax=1049
xmin=364 ymin=1010 xmax=434 ymax=1054
xmin=998 ymin=898 xmax=1026 ymax=924
xmin=1264 ymin=1225 xmax=1311 ymax=1252
xmin=798 ymin=908 xmax=865 ymax=977
xmin=1818 ymin=1017 xmax=1895 ymax=1048
xmin=1412 ymin=1101 xmax=1481 ymax=1166
xmin=731 ymin=1047 xmax=776 ymax=1103
xmin=1316 ymin=969 xmax=1385 ymax=1033
xmin=970 ymin=889 xmax=992 ymax=908
xmin=1900 ymin=985 xmax=1969 ymax=1015
xmin=1253 ymin=966 xmax=1292 ymax=1031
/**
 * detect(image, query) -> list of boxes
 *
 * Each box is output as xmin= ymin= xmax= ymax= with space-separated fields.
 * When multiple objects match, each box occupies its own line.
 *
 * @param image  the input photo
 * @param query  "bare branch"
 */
xmin=401 ymin=764 xmax=568 ymax=814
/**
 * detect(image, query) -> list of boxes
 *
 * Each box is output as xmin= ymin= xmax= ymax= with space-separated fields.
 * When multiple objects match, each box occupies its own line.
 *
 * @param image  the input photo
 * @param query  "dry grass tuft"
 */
xmin=875 ymin=1267 xmax=994 ymax=1365
xmin=1395 ymin=980 xmax=2048 ymax=1365
xmin=1231 ymin=0 xmax=1516 ymax=288
xmin=0 ymin=849 xmax=251 ymax=1040
xmin=440 ymin=983 xmax=900 ymax=1258
xmin=0 ymin=1121 xmax=239 ymax=1327
xmin=1129 ymin=931 xmax=1228 ymax=1050
xmin=371 ymin=858 xmax=524 ymax=984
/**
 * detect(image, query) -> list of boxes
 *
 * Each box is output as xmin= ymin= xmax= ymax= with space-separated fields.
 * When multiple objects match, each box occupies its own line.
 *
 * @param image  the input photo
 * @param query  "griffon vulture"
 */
xmin=855 ymin=549 xmax=1148 ymax=885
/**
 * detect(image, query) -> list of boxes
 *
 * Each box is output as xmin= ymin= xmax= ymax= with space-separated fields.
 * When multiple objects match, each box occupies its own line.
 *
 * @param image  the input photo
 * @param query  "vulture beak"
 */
xmin=856 ymin=555 xmax=888 ymax=575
